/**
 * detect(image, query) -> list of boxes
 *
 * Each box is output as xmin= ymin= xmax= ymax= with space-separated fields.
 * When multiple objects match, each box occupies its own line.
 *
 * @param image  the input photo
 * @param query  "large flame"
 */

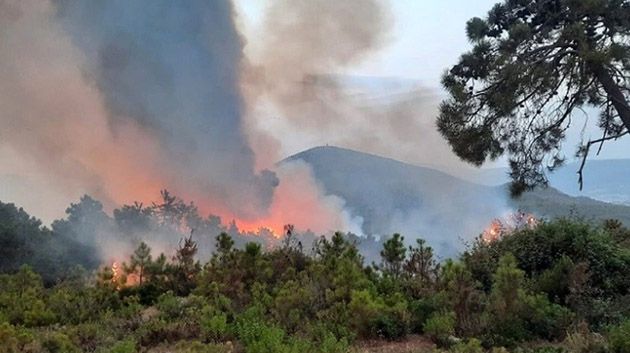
xmin=191 ymin=161 xmax=361 ymax=237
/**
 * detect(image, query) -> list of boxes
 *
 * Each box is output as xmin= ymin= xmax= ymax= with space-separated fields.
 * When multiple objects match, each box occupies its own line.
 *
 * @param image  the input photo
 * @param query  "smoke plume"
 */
xmin=0 ymin=0 xmax=281 ymax=223
xmin=53 ymin=0 xmax=279 ymax=219
xmin=0 ymin=0 xmax=376 ymax=237
xmin=0 ymin=0 xmax=166 ymax=221
xmin=242 ymin=0 xmax=465 ymax=170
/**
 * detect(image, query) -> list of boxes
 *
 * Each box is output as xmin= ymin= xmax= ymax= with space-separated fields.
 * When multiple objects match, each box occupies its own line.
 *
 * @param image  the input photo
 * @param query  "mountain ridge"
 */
xmin=282 ymin=145 xmax=630 ymax=255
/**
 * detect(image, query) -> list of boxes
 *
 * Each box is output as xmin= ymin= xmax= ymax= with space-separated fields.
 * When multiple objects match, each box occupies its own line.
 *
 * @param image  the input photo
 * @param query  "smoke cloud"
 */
xmin=53 ymin=0 xmax=278 ymax=220
xmin=242 ymin=0 xmax=465 ymax=170
xmin=0 ymin=0 xmax=165 ymax=221
xmin=0 ymin=0 xmax=372 ymax=237
xmin=0 ymin=0 xmax=281 ymax=224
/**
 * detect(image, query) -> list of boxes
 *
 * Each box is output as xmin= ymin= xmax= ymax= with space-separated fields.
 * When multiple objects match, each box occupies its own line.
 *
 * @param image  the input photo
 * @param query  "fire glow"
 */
xmin=482 ymin=211 xmax=538 ymax=243
xmin=191 ymin=161 xmax=362 ymax=238
xmin=110 ymin=261 xmax=140 ymax=289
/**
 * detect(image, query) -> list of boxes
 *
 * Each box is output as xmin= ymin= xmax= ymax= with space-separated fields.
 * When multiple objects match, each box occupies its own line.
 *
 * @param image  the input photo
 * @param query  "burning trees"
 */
xmin=482 ymin=211 xmax=538 ymax=243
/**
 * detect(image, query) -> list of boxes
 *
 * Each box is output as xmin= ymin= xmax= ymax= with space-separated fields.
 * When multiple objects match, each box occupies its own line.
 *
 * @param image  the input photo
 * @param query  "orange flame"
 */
xmin=482 ymin=219 xmax=503 ymax=243
xmin=110 ymin=261 xmax=140 ymax=288
xmin=191 ymin=161 xmax=357 ymax=238
xmin=482 ymin=211 xmax=538 ymax=243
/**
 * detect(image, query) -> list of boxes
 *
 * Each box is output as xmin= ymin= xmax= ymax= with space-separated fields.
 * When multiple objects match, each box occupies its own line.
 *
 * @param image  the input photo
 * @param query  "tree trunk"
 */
xmin=592 ymin=64 xmax=630 ymax=131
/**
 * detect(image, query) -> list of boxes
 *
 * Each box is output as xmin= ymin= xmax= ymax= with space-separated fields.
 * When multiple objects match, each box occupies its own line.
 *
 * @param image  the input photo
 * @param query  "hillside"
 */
xmin=510 ymin=186 xmax=630 ymax=224
xmin=283 ymin=146 xmax=630 ymax=254
xmin=470 ymin=159 xmax=630 ymax=206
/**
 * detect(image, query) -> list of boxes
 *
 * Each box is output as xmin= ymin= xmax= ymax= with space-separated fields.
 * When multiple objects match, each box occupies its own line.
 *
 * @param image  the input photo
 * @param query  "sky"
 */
xmin=235 ymin=0 xmax=496 ymax=83
xmin=234 ymin=0 xmax=630 ymax=162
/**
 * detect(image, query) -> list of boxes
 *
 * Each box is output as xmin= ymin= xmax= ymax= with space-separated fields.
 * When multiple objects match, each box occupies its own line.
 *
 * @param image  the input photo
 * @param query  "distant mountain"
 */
xmin=283 ymin=146 xmax=630 ymax=255
xmin=469 ymin=159 xmax=630 ymax=206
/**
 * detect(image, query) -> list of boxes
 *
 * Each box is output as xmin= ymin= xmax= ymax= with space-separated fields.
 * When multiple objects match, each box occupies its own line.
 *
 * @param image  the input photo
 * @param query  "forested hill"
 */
xmin=283 ymin=146 xmax=630 ymax=235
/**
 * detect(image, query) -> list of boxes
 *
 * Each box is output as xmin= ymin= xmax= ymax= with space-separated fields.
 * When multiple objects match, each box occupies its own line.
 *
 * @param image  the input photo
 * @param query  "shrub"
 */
xmin=0 ymin=322 xmax=33 ymax=353
xmin=608 ymin=319 xmax=630 ymax=353
xmin=347 ymin=289 xmax=383 ymax=338
xmin=156 ymin=291 xmax=183 ymax=319
xmin=524 ymin=348 xmax=566 ymax=353
xmin=370 ymin=312 xmax=405 ymax=340
xmin=408 ymin=294 xmax=448 ymax=334
xmin=67 ymin=321 xmax=115 ymax=352
xmin=235 ymin=306 xmax=316 ymax=353
xmin=200 ymin=306 xmax=228 ymax=342
xmin=319 ymin=332 xmax=349 ymax=353
xmin=41 ymin=332 xmax=80 ymax=353
xmin=451 ymin=338 xmax=484 ymax=353
xmin=118 ymin=295 xmax=143 ymax=320
xmin=523 ymin=294 xmax=573 ymax=340
xmin=424 ymin=311 xmax=455 ymax=346
xmin=22 ymin=300 xmax=55 ymax=327
xmin=107 ymin=339 xmax=137 ymax=353
xmin=489 ymin=348 xmax=509 ymax=353
xmin=304 ymin=321 xmax=355 ymax=348
xmin=272 ymin=279 xmax=315 ymax=333
xmin=240 ymin=322 xmax=286 ymax=353
xmin=136 ymin=317 xmax=199 ymax=347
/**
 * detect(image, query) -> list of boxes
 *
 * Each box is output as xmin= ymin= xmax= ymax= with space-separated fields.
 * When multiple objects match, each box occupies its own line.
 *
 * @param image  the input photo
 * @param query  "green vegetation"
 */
xmin=0 ymin=198 xmax=629 ymax=352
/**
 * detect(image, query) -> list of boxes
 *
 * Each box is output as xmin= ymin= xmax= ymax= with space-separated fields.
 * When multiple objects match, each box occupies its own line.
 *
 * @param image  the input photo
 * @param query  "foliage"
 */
xmin=463 ymin=219 xmax=630 ymax=323
xmin=0 ymin=322 xmax=33 ymax=353
xmin=0 ymin=202 xmax=628 ymax=352
xmin=41 ymin=332 xmax=80 ymax=353
xmin=424 ymin=311 xmax=456 ymax=346
xmin=451 ymin=338 xmax=484 ymax=353
xmin=438 ymin=0 xmax=630 ymax=193
xmin=107 ymin=339 xmax=137 ymax=353
xmin=380 ymin=233 xmax=406 ymax=278
xmin=199 ymin=307 xmax=229 ymax=342
xmin=608 ymin=319 xmax=630 ymax=353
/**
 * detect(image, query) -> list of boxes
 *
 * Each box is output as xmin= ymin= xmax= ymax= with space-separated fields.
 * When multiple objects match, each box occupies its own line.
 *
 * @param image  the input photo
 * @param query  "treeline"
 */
xmin=1 ymin=211 xmax=630 ymax=352
xmin=0 ymin=191 xmax=371 ymax=285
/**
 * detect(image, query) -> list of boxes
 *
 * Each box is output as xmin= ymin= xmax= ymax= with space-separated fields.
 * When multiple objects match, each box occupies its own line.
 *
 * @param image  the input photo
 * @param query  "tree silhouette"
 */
xmin=438 ymin=0 xmax=630 ymax=194
xmin=380 ymin=233 xmax=406 ymax=278
xmin=124 ymin=242 xmax=152 ymax=285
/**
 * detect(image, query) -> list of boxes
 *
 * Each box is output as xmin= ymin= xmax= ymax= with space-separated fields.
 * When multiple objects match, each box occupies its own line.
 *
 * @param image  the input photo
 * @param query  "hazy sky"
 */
xmin=235 ymin=0 xmax=496 ymax=83
xmin=235 ymin=0 xmax=630 ymax=162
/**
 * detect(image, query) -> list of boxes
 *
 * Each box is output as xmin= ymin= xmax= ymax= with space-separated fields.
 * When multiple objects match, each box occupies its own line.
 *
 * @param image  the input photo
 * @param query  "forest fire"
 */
xmin=482 ymin=219 xmax=504 ymax=243
xmin=189 ymin=161 xmax=361 ymax=239
xmin=482 ymin=211 xmax=538 ymax=243
xmin=110 ymin=261 xmax=139 ymax=289
xmin=111 ymin=261 xmax=122 ymax=287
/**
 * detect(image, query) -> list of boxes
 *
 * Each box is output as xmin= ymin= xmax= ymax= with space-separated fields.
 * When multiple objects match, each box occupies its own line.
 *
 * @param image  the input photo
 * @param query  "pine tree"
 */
xmin=438 ymin=0 xmax=630 ymax=194
xmin=380 ymin=233 xmax=407 ymax=278
xmin=124 ymin=242 xmax=152 ymax=286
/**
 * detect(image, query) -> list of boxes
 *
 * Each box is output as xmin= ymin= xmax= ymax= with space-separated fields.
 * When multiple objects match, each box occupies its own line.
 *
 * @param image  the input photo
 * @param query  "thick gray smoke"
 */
xmin=53 ymin=0 xmax=278 ymax=219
